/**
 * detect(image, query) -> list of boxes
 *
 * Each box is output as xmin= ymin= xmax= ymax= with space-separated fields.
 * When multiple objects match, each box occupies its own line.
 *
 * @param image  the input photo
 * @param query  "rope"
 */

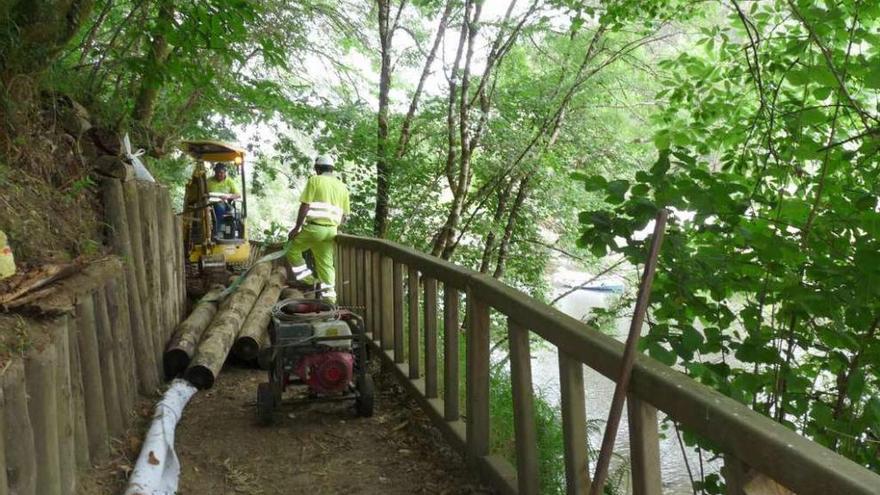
xmin=271 ymin=298 xmax=340 ymax=323
xmin=269 ymin=298 xmax=345 ymax=348
xmin=200 ymin=249 xmax=288 ymax=303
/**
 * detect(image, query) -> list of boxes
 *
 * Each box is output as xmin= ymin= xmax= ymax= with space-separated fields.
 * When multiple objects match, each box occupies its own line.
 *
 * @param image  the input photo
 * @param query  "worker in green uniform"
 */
xmin=285 ymin=155 xmax=350 ymax=302
xmin=206 ymin=163 xmax=241 ymax=238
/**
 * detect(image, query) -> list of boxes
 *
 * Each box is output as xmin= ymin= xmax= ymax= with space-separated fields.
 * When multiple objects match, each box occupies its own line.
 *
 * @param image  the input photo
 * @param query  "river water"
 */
xmin=535 ymin=259 xmax=721 ymax=494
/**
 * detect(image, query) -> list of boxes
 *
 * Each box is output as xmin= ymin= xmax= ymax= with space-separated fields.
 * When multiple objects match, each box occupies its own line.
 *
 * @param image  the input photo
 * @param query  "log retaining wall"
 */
xmin=0 ymin=177 xmax=186 ymax=494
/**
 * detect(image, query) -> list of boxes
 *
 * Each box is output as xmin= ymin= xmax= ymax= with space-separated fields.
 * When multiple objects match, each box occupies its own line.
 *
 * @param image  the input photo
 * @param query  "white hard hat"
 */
xmin=314 ymin=155 xmax=335 ymax=167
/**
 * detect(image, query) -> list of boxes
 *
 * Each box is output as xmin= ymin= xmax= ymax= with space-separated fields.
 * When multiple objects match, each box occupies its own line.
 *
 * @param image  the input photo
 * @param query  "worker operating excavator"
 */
xmin=285 ymin=155 xmax=351 ymax=303
xmin=207 ymin=162 xmax=241 ymax=238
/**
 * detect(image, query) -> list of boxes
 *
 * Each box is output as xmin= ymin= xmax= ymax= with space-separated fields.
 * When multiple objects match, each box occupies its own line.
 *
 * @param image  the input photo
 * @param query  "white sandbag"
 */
xmin=123 ymin=133 xmax=155 ymax=182
xmin=124 ymin=379 xmax=197 ymax=495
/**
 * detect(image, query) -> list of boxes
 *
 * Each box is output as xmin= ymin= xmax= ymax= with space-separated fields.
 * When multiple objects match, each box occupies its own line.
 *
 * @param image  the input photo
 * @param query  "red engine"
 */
xmin=294 ymin=351 xmax=354 ymax=394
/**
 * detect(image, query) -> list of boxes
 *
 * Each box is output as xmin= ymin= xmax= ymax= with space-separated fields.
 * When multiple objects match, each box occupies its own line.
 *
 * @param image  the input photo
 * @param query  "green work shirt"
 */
xmin=300 ymin=173 xmax=351 ymax=226
xmin=207 ymin=176 xmax=240 ymax=195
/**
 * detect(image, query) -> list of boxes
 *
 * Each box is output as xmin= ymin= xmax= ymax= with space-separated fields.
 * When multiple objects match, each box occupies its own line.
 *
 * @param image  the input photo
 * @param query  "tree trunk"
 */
xmin=132 ymin=0 xmax=174 ymax=125
xmin=163 ymin=286 xmax=224 ymax=379
xmin=78 ymin=0 xmax=114 ymax=63
xmin=434 ymin=0 xmax=533 ymax=259
xmin=493 ymin=173 xmax=531 ymax=279
xmin=479 ymin=178 xmax=514 ymax=273
xmin=234 ymin=266 xmax=286 ymax=361
xmin=395 ymin=0 xmax=454 ymax=160
xmin=432 ymin=0 xmax=475 ymax=257
xmin=184 ymin=263 xmax=271 ymax=389
xmin=438 ymin=1 xmax=483 ymax=261
xmin=446 ymin=28 xmax=606 ymax=253
xmin=374 ymin=0 xmax=393 ymax=238
xmin=2 ymin=359 xmax=37 ymax=494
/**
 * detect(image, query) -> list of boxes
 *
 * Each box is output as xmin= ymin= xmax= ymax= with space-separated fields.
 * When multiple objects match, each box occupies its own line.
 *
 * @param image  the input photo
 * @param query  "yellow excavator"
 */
xmin=180 ymin=140 xmax=251 ymax=296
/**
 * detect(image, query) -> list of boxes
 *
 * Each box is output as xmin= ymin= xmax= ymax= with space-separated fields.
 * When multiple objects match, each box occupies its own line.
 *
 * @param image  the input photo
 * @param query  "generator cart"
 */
xmin=256 ymin=299 xmax=373 ymax=424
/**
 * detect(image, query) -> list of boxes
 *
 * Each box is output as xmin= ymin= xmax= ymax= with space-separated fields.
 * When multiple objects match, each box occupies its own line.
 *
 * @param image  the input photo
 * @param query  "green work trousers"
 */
xmin=284 ymin=223 xmax=337 ymax=298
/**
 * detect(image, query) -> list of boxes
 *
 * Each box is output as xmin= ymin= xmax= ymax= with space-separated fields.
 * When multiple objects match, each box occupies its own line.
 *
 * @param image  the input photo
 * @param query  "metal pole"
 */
xmin=589 ymin=209 xmax=668 ymax=495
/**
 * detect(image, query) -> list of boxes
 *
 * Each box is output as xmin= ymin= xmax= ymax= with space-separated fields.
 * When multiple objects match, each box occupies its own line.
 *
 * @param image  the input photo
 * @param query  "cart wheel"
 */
xmin=257 ymin=382 xmax=275 ymax=425
xmin=355 ymin=374 xmax=375 ymax=417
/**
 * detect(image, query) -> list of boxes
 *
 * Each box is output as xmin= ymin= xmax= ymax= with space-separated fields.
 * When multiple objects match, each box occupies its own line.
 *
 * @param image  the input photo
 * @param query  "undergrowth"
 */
xmin=488 ymin=364 xmax=631 ymax=495
xmin=0 ymin=164 xmax=102 ymax=265
xmin=0 ymin=88 xmax=104 ymax=266
xmin=489 ymin=367 xmax=567 ymax=493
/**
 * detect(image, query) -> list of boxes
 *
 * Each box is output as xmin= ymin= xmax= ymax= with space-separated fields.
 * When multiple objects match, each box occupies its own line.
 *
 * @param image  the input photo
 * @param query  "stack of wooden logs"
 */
xmin=164 ymin=263 xmax=290 ymax=389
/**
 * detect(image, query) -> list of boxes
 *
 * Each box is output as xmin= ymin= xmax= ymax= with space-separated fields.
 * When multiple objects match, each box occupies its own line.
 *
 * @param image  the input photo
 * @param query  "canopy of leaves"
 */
xmin=576 ymin=0 xmax=880 ymax=476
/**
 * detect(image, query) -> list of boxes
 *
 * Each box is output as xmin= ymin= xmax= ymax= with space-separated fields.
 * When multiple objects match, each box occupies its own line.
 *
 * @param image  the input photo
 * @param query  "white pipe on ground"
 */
xmin=124 ymin=379 xmax=198 ymax=495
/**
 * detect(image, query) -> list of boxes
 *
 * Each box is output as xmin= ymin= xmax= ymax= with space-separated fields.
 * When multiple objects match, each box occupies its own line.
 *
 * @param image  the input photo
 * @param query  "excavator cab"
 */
xmin=181 ymin=140 xmax=251 ymax=296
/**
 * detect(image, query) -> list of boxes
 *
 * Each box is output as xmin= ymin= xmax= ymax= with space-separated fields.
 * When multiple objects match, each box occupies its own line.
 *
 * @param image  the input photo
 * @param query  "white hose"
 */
xmin=124 ymin=379 xmax=198 ymax=495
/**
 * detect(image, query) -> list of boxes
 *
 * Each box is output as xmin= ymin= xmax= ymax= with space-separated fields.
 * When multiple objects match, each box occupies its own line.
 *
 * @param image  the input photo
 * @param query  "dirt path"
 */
xmin=173 ymin=365 xmax=494 ymax=495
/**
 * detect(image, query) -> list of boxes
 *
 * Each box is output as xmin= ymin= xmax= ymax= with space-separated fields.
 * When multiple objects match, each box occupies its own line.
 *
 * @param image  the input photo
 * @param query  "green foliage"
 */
xmin=0 ymin=315 xmax=33 ymax=358
xmin=255 ymin=220 xmax=289 ymax=244
xmin=487 ymin=367 xmax=565 ymax=494
xmin=576 ymin=0 xmax=880 ymax=483
xmin=39 ymin=0 xmax=370 ymax=154
xmin=10 ymin=0 xmax=876 ymax=489
xmin=488 ymin=363 xmax=630 ymax=495
xmin=65 ymin=175 xmax=96 ymax=199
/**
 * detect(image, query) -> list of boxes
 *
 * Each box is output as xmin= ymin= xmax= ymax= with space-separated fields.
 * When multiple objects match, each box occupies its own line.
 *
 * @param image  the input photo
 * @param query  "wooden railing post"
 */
xmin=365 ymin=250 xmax=373 ymax=333
xmin=380 ymin=256 xmax=393 ymax=351
xmin=364 ymin=250 xmax=374 ymax=335
xmin=353 ymin=248 xmax=363 ymax=312
xmin=347 ymin=247 xmax=354 ymax=307
xmin=466 ymin=293 xmax=490 ymax=459
xmin=337 ymin=244 xmax=345 ymax=305
xmin=559 ymin=351 xmax=590 ymax=495
xmin=423 ymin=277 xmax=438 ymax=398
xmin=407 ymin=266 xmax=420 ymax=379
xmin=723 ymin=455 xmax=749 ymax=495
xmin=443 ymin=285 xmax=460 ymax=421
xmin=627 ymin=394 xmax=663 ymax=495
xmin=509 ymin=319 xmax=540 ymax=495
xmin=372 ymin=252 xmax=382 ymax=345
xmin=334 ymin=244 xmax=340 ymax=303
xmin=393 ymin=262 xmax=404 ymax=363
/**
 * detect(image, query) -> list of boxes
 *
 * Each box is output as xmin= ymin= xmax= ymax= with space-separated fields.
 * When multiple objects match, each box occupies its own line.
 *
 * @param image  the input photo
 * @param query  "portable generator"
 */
xmin=256 ymin=299 xmax=372 ymax=424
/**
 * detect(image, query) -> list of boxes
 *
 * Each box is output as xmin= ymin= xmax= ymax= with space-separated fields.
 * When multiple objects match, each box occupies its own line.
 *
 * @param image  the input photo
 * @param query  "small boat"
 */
xmin=581 ymin=281 xmax=625 ymax=293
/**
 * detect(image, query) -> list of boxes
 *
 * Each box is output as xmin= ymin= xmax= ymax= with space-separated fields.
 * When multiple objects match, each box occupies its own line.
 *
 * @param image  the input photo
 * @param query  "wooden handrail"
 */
xmin=336 ymin=234 xmax=880 ymax=495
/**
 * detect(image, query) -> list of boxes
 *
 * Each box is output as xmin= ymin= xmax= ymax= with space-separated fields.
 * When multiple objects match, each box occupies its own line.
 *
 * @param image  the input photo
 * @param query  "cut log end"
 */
xmin=182 ymin=366 xmax=215 ymax=390
xmin=163 ymin=349 xmax=191 ymax=381
xmin=232 ymin=337 xmax=259 ymax=362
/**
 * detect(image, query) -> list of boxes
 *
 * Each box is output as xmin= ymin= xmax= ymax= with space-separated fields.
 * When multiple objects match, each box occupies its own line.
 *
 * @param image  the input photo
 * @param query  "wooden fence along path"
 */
xmin=0 ymin=178 xmax=185 ymax=494
xmin=334 ymin=235 xmax=880 ymax=495
xmin=2 ymin=178 xmax=880 ymax=494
